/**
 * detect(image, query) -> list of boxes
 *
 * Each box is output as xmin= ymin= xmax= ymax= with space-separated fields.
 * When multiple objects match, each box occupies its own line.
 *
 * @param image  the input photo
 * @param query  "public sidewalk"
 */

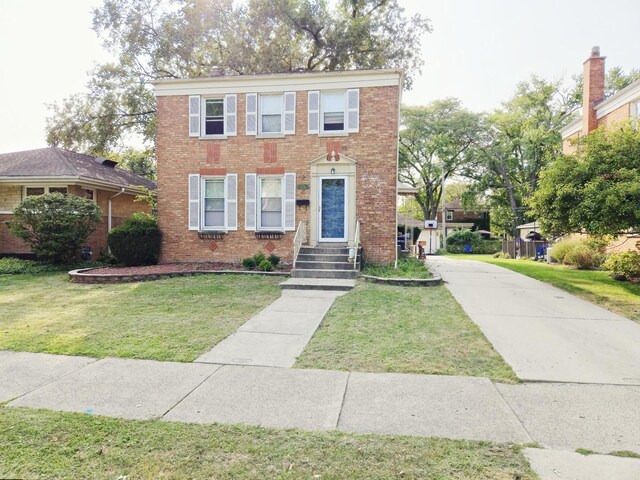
xmin=427 ymin=256 xmax=640 ymax=385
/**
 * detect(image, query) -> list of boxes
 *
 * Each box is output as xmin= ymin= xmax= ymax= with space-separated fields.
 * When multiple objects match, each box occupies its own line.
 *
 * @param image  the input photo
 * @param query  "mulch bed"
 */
xmin=89 ymin=262 xmax=291 ymax=275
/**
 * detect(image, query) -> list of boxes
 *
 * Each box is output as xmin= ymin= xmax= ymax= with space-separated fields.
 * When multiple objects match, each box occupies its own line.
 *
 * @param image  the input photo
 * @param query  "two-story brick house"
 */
xmin=561 ymin=46 xmax=640 ymax=153
xmin=154 ymin=69 xmax=402 ymax=265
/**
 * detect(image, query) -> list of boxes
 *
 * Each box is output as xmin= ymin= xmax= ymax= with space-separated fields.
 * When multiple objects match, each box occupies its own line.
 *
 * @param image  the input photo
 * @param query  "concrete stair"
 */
xmin=281 ymin=244 xmax=360 ymax=290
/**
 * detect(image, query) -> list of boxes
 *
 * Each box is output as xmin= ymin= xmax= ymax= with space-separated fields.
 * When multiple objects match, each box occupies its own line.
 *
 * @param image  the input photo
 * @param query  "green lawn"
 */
xmin=363 ymin=256 xmax=432 ymax=279
xmin=295 ymin=282 xmax=518 ymax=383
xmin=0 ymin=273 xmax=281 ymax=362
xmin=447 ymin=254 xmax=640 ymax=323
xmin=0 ymin=407 xmax=537 ymax=480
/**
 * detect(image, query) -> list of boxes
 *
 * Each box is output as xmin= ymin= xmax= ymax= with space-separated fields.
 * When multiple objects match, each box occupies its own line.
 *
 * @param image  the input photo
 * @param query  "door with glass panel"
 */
xmin=319 ymin=176 xmax=347 ymax=242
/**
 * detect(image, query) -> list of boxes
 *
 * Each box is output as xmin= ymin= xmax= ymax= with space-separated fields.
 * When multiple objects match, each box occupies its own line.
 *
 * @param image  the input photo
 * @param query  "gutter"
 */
xmin=108 ymin=187 xmax=126 ymax=233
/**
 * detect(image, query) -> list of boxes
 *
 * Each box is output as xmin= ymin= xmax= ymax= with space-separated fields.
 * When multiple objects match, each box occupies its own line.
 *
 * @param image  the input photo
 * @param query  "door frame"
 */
xmin=318 ymin=175 xmax=348 ymax=242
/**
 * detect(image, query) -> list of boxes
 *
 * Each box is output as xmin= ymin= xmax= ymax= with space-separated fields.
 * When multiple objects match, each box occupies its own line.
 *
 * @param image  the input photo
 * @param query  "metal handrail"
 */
xmin=293 ymin=220 xmax=307 ymax=265
xmin=352 ymin=220 xmax=361 ymax=270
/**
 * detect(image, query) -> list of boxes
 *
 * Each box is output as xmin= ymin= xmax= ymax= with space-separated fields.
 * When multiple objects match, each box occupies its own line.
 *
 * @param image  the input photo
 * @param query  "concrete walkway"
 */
xmin=194 ymin=289 xmax=345 ymax=367
xmin=3 ymin=350 xmax=640 ymax=456
xmin=427 ymin=256 xmax=640 ymax=385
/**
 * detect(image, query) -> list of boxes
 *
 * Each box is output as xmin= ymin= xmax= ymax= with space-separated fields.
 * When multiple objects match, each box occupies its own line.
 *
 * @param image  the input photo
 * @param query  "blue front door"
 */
xmin=320 ymin=177 xmax=347 ymax=241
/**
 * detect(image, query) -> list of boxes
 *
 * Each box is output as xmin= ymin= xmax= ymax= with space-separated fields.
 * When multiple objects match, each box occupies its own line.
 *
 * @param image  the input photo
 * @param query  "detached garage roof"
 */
xmin=0 ymin=147 xmax=156 ymax=191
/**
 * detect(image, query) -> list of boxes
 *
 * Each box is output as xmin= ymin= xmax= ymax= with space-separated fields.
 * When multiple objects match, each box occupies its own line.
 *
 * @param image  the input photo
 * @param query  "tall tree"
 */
xmin=46 ymin=0 xmax=430 ymax=154
xmin=530 ymin=122 xmax=640 ymax=237
xmin=398 ymin=99 xmax=483 ymax=220
xmin=464 ymin=77 xmax=572 ymax=236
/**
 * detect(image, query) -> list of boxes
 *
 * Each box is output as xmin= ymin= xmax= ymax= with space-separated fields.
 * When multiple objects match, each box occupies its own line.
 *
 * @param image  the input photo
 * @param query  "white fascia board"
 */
xmin=0 ymin=176 xmax=148 ymax=196
xmin=560 ymin=119 xmax=582 ymax=138
xmin=596 ymin=80 xmax=640 ymax=119
xmin=154 ymin=69 xmax=402 ymax=97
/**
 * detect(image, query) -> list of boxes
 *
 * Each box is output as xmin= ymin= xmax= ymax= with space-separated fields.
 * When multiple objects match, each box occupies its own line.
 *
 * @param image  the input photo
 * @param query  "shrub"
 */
xmin=563 ymin=244 xmax=601 ymax=270
xmin=253 ymin=252 xmax=266 ymax=265
xmin=446 ymin=230 xmax=483 ymax=247
xmin=258 ymin=259 xmax=274 ymax=271
xmin=603 ymin=251 xmax=640 ymax=280
xmin=493 ymin=252 xmax=511 ymax=259
xmin=7 ymin=193 xmax=102 ymax=263
xmin=108 ymin=213 xmax=161 ymax=267
xmin=549 ymin=238 xmax=581 ymax=263
xmin=267 ymin=254 xmax=281 ymax=267
xmin=241 ymin=257 xmax=257 ymax=270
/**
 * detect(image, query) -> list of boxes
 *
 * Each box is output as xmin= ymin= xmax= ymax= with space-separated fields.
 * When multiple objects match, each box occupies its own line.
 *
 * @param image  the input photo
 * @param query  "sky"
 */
xmin=1 ymin=0 xmax=639 ymax=153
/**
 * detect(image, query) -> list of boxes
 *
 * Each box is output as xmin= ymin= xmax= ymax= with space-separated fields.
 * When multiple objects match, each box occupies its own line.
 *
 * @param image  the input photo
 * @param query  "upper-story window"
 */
xmin=246 ymin=92 xmax=296 ymax=136
xmin=188 ymin=95 xmax=237 ymax=138
xmin=260 ymin=95 xmax=283 ymax=134
xmin=322 ymin=92 xmax=345 ymax=132
xmin=204 ymin=99 xmax=224 ymax=135
xmin=308 ymin=89 xmax=359 ymax=135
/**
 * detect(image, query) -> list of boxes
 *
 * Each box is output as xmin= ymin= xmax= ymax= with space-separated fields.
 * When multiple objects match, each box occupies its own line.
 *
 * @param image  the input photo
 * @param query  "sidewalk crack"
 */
xmin=335 ymin=372 xmax=351 ymax=429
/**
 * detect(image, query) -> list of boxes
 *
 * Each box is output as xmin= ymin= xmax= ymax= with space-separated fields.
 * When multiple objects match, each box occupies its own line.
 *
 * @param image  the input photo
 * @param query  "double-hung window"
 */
xmin=321 ymin=92 xmax=345 ymax=132
xmin=446 ymin=210 xmax=453 ymax=221
xmin=258 ymin=177 xmax=283 ymax=230
xmin=204 ymin=99 xmax=224 ymax=136
xmin=259 ymin=95 xmax=283 ymax=134
xmin=24 ymin=186 xmax=68 ymax=198
xmin=202 ymin=177 xmax=225 ymax=230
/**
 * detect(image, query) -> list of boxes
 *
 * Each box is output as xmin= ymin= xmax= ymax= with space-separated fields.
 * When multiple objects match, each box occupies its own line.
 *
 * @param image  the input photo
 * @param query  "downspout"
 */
xmin=108 ymin=188 xmax=126 ymax=252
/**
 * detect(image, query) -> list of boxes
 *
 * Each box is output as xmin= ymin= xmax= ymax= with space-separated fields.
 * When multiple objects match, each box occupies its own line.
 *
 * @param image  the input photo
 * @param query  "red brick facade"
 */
xmin=155 ymin=71 xmax=401 ymax=264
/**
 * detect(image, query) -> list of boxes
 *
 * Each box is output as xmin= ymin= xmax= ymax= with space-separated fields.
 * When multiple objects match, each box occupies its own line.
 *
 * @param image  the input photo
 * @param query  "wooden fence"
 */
xmin=502 ymin=240 xmax=547 ymax=259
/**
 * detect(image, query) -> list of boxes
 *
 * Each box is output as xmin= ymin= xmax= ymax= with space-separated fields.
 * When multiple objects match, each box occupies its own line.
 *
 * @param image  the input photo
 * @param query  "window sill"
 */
xmin=199 ymin=135 xmax=228 ymax=140
xmin=318 ymin=132 xmax=349 ymax=138
xmin=198 ymin=231 xmax=227 ymax=240
xmin=256 ymin=134 xmax=286 ymax=139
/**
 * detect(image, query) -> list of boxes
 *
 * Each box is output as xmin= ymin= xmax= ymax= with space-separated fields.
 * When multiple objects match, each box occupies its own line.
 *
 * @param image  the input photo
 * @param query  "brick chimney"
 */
xmin=582 ymin=46 xmax=606 ymax=134
xmin=208 ymin=66 xmax=224 ymax=77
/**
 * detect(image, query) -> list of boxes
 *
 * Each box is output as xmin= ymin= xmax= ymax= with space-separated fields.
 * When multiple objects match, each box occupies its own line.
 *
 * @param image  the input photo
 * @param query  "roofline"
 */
xmin=560 ymin=118 xmax=583 ymax=138
xmin=154 ymin=68 xmax=403 ymax=96
xmin=596 ymin=78 xmax=640 ymax=119
xmin=0 ymin=176 xmax=154 ymax=196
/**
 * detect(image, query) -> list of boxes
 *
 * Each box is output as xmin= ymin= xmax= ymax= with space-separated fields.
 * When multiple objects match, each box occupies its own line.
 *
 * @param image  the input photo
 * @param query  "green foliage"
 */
xmin=107 ymin=213 xmax=161 ymax=267
xmin=549 ymin=239 xmax=583 ymax=263
xmin=603 ymin=252 xmax=640 ymax=280
xmin=253 ymin=252 xmax=266 ymax=265
xmin=267 ymin=254 xmax=280 ymax=267
xmin=0 ymin=258 xmax=105 ymax=275
xmin=446 ymin=231 xmax=499 ymax=254
xmin=46 ymin=0 xmax=431 ymax=152
xmin=363 ymin=257 xmax=431 ymax=279
xmin=563 ymin=244 xmax=602 ymax=270
xmin=446 ymin=230 xmax=483 ymax=247
xmin=241 ymin=258 xmax=257 ymax=270
xmin=399 ymin=100 xmax=483 ymax=220
xmin=531 ymin=122 xmax=640 ymax=236
xmin=258 ymin=259 xmax=274 ymax=272
xmin=7 ymin=193 xmax=102 ymax=263
xmin=465 ymin=77 xmax=572 ymax=237
xmin=109 ymin=148 xmax=156 ymax=180
xmin=493 ymin=252 xmax=511 ymax=259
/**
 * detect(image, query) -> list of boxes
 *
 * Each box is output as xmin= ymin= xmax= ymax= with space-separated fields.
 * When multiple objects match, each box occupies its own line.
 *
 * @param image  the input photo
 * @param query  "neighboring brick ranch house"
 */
xmin=154 ymin=69 xmax=402 ymax=265
xmin=0 ymin=147 xmax=156 ymax=258
xmin=560 ymin=46 xmax=640 ymax=253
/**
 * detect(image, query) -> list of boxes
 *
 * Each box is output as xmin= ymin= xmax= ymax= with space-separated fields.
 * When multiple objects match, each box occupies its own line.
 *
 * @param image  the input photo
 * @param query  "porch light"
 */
xmin=330 ymin=167 xmax=336 ymax=174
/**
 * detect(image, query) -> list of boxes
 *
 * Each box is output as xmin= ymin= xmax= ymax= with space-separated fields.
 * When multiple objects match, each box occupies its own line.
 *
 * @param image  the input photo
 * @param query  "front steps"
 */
xmin=280 ymin=244 xmax=360 ymax=291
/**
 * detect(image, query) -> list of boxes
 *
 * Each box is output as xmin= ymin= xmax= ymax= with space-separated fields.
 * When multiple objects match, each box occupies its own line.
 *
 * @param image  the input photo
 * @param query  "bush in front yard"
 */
xmin=603 ymin=251 xmax=640 ymax=280
xmin=549 ymin=238 xmax=581 ymax=263
xmin=563 ymin=244 xmax=602 ymax=270
xmin=7 ymin=193 xmax=102 ymax=263
xmin=108 ymin=213 xmax=161 ymax=266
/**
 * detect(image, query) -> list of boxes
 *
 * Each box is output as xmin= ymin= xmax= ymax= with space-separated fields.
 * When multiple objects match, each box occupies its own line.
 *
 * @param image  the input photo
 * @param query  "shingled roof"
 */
xmin=0 ymin=147 xmax=156 ymax=190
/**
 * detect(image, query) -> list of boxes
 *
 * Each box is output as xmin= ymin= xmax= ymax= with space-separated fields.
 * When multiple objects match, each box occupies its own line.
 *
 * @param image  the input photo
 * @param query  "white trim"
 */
xmin=200 ymin=96 xmax=226 ymax=139
xmin=188 ymin=174 xmax=200 ymax=231
xmin=560 ymin=118 xmax=583 ymax=139
xmin=226 ymin=173 xmax=238 ymax=230
xmin=245 ymin=93 xmax=258 ymax=135
xmin=200 ymin=175 xmax=227 ymax=231
xmin=22 ymin=185 xmax=69 ymax=200
xmin=189 ymin=95 xmax=201 ymax=137
xmin=318 ymin=176 xmax=348 ymax=242
xmin=257 ymin=174 xmax=285 ymax=232
xmin=596 ymin=79 xmax=640 ymax=119
xmin=244 ymin=173 xmax=257 ymax=231
xmin=155 ymin=70 xmax=402 ymax=97
xmin=319 ymin=90 xmax=346 ymax=135
xmin=0 ymin=176 xmax=152 ymax=196
xmin=0 ymin=211 xmax=13 ymax=214
xmin=258 ymin=93 xmax=284 ymax=135
xmin=224 ymin=94 xmax=237 ymax=136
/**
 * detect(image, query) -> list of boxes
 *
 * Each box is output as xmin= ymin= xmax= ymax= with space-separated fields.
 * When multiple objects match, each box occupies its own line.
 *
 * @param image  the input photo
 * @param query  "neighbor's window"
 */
xmin=322 ymin=92 xmax=345 ymax=132
xmin=202 ymin=178 xmax=225 ymax=229
xmin=260 ymin=95 xmax=282 ymax=134
xmin=259 ymin=177 xmax=282 ymax=230
xmin=204 ymin=98 xmax=224 ymax=136
xmin=25 ymin=186 xmax=67 ymax=197
xmin=49 ymin=187 xmax=68 ymax=194
xmin=446 ymin=210 xmax=453 ymax=221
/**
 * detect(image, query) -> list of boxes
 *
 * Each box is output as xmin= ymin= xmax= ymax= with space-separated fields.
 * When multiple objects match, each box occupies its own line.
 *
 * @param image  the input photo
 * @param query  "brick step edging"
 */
xmin=69 ymin=268 xmax=290 ymax=284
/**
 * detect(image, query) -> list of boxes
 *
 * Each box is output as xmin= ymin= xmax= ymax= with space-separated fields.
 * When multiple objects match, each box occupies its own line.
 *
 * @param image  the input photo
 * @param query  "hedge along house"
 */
xmin=0 ymin=147 xmax=156 ymax=258
xmin=154 ymin=69 xmax=402 ymax=266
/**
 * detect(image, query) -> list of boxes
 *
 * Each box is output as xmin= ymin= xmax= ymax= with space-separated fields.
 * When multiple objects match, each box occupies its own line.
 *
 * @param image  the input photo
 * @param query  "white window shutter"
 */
xmin=226 ymin=174 xmax=237 ymax=230
xmin=246 ymin=93 xmax=257 ymax=135
xmin=188 ymin=174 xmax=200 ymax=230
xmin=308 ymin=91 xmax=320 ymax=134
xmin=245 ymin=173 xmax=257 ymax=231
xmin=347 ymin=89 xmax=359 ymax=132
xmin=284 ymin=172 xmax=296 ymax=231
xmin=224 ymin=94 xmax=237 ymax=136
xmin=283 ymin=92 xmax=296 ymax=134
xmin=189 ymin=96 xmax=200 ymax=137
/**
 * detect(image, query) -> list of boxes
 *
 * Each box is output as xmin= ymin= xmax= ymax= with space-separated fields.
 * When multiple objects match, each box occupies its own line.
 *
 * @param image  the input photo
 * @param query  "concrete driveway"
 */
xmin=427 ymin=257 xmax=640 ymax=385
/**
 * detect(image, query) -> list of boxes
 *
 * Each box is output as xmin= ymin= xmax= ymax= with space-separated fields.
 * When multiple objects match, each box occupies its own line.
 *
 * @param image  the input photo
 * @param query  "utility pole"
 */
xmin=441 ymin=159 xmax=447 ymax=252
